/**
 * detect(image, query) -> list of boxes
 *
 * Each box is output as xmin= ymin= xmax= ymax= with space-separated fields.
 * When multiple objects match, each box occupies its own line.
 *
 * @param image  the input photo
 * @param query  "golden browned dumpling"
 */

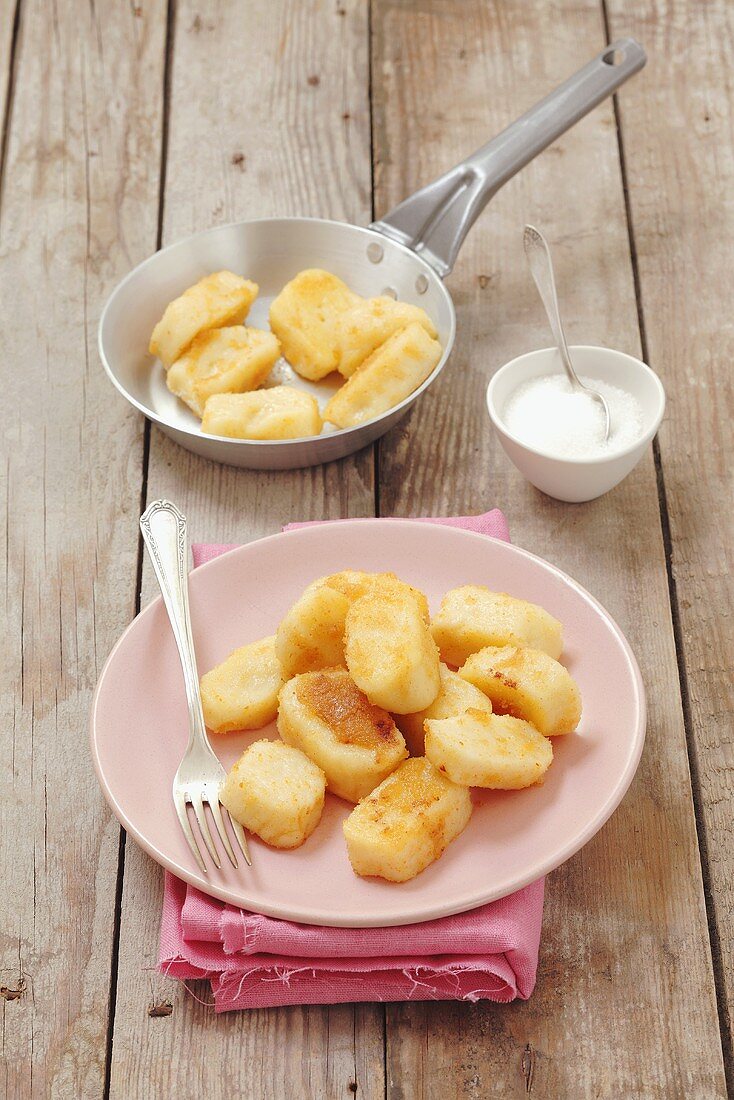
xmin=344 ymin=590 xmax=440 ymax=713
xmin=269 ymin=268 xmax=361 ymax=381
xmin=277 ymin=668 xmax=408 ymax=802
xmin=459 ymin=645 xmax=581 ymax=737
xmin=431 ymin=586 xmax=563 ymax=666
xmin=221 ymin=739 xmax=326 ymax=849
xmin=335 ymin=296 xmax=438 ymax=378
xmin=275 ymin=580 xmax=351 ymax=677
xmin=201 ymin=386 xmax=322 ymax=440
xmin=425 ymin=709 xmax=553 ymax=789
xmin=166 ymin=326 xmax=280 ymax=416
xmin=199 ymin=636 xmax=284 ymax=733
xmin=321 ymin=569 xmax=430 ymax=621
xmin=324 ymin=322 xmax=442 ymax=429
xmin=149 ymin=271 xmax=258 ymax=368
xmin=342 ymin=757 xmax=472 ymax=881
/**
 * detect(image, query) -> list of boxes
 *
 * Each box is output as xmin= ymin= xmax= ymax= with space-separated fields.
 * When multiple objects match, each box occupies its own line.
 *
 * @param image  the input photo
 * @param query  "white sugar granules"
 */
xmin=502 ymin=374 xmax=644 ymax=459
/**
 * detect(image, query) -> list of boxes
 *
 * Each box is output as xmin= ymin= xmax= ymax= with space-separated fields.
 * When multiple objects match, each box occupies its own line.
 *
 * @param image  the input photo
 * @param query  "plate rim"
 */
xmin=89 ymin=518 xmax=646 ymax=926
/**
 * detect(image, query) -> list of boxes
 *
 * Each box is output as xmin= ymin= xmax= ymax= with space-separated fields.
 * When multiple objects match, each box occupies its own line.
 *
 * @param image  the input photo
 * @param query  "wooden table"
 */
xmin=2 ymin=1 xmax=732 ymax=1096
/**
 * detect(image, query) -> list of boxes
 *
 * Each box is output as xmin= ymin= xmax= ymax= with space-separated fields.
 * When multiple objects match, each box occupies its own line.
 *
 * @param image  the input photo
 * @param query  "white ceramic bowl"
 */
xmin=486 ymin=346 xmax=666 ymax=503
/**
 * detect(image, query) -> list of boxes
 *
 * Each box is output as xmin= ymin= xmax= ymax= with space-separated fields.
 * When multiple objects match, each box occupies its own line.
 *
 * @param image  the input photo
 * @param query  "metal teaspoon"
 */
xmin=523 ymin=224 xmax=611 ymax=441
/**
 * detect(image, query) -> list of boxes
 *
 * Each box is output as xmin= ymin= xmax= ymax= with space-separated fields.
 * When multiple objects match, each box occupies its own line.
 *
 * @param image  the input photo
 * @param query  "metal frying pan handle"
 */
xmin=371 ymin=38 xmax=646 ymax=277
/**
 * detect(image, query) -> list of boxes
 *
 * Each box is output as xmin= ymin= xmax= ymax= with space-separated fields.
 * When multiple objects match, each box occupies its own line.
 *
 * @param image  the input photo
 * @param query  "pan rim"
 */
xmin=97 ymin=216 xmax=457 ymax=448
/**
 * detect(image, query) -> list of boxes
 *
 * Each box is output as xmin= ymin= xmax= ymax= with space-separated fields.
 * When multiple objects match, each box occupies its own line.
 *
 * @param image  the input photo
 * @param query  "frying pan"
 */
xmin=99 ymin=39 xmax=645 ymax=470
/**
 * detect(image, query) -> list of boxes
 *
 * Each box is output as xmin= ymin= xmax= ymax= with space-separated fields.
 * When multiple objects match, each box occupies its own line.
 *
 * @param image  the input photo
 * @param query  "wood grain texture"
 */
xmin=372 ymin=1 xmax=727 ymax=1096
xmin=606 ymin=0 xmax=734 ymax=1067
xmin=138 ymin=0 xmax=375 ymax=540
xmin=0 ymin=0 xmax=166 ymax=1096
xmin=108 ymin=2 xmax=383 ymax=1097
xmin=0 ymin=0 xmax=18 ymax=148
xmin=4 ymin=0 xmax=727 ymax=1094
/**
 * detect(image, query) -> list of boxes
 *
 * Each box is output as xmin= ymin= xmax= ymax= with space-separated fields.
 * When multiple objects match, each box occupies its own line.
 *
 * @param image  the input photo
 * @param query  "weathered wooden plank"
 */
xmin=373 ymin=1 xmax=727 ymax=1095
xmin=108 ymin=2 xmax=382 ymax=1096
xmin=0 ymin=0 xmax=18 ymax=139
xmin=605 ymin=0 xmax=734 ymax=1071
xmin=0 ymin=0 xmax=167 ymax=1096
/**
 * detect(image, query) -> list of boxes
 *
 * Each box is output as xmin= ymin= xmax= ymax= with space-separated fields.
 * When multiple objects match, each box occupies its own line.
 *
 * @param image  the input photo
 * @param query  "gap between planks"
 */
xmin=0 ymin=0 xmax=22 ymax=219
xmin=102 ymin=0 xmax=176 ymax=1092
xmin=368 ymin=1 xmax=389 ymax=1085
xmin=600 ymin=0 xmax=733 ymax=1084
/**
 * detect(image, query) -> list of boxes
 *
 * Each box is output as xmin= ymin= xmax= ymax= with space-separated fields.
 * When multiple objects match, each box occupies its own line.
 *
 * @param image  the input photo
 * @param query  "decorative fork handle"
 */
xmin=140 ymin=500 xmax=210 ymax=755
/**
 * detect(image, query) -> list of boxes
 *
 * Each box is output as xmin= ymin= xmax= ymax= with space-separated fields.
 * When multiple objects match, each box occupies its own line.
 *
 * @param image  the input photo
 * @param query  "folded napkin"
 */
xmin=159 ymin=510 xmax=545 ymax=1011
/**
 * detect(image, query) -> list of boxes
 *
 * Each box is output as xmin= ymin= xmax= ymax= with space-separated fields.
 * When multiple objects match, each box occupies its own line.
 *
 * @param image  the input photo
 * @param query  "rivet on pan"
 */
xmin=415 ymin=274 xmax=429 ymax=295
xmin=367 ymin=242 xmax=384 ymax=263
xmin=602 ymin=47 xmax=624 ymax=66
xmin=382 ymin=286 xmax=398 ymax=299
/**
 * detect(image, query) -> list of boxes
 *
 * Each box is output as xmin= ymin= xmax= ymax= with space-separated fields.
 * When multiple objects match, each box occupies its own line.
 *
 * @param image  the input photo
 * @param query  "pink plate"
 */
xmin=90 ymin=520 xmax=645 ymax=927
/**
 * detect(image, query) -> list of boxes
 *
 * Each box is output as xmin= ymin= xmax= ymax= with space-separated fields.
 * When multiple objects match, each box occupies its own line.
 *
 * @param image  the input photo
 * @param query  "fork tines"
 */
xmin=173 ymin=785 xmax=251 ymax=873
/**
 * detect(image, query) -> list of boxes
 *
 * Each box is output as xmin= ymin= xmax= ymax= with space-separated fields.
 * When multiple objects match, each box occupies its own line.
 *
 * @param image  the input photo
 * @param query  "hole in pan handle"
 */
xmin=370 ymin=38 xmax=646 ymax=278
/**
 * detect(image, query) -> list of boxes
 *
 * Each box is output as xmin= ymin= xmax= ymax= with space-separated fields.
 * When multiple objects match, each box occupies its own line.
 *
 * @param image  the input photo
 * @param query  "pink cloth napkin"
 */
xmin=158 ymin=510 xmax=545 ymax=1011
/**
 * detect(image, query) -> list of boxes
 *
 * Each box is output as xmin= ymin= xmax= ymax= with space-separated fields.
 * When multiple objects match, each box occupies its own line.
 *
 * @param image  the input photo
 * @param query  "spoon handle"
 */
xmin=523 ymin=225 xmax=580 ymax=389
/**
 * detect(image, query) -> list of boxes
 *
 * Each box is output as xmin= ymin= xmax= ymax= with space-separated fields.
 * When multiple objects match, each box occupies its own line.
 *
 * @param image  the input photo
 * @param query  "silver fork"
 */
xmin=140 ymin=499 xmax=251 ymax=872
